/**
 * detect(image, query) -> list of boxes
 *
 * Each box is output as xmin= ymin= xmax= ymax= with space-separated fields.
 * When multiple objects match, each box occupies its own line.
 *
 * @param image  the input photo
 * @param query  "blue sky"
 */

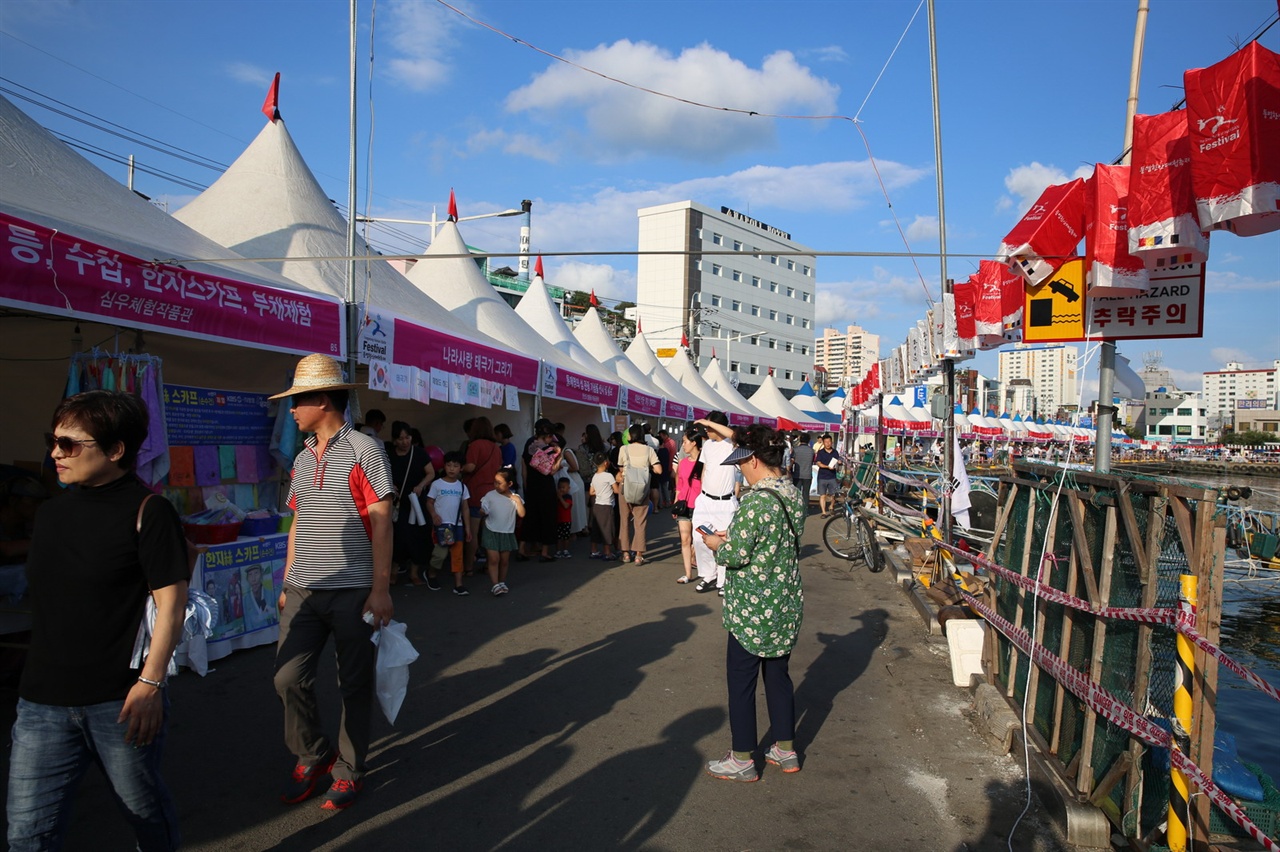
xmin=2 ymin=0 xmax=1277 ymax=400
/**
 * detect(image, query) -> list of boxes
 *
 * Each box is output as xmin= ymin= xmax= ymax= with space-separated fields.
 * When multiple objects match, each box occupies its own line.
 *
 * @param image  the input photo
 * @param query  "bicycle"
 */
xmin=822 ymin=477 xmax=884 ymax=572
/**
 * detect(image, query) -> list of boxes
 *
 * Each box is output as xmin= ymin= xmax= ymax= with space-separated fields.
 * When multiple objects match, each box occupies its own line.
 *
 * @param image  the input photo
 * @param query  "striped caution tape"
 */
xmin=939 ymin=542 xmax=1280 ymax=706
xmin=961 ymin=590 xmax=1280 ymax=852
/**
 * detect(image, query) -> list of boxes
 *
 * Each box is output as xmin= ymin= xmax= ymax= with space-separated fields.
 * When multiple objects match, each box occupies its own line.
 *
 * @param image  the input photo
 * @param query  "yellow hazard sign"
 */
xmin=1023 ymin=257 xmax=1085 ymax=343
xmin=655 ymin=347 xmax=677 ymax=358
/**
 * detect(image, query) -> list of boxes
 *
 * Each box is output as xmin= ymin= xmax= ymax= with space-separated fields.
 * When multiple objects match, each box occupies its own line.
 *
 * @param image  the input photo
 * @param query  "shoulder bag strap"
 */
xmin=758 ymin=487 xmax=800 ymax=558
xmin=136 ymin=492 xmax=156 ymax=534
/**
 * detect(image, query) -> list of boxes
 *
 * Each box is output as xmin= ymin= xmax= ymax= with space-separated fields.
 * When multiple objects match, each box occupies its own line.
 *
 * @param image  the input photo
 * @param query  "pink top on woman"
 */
xmin=674 ymin=457 xmax=702 ymax=505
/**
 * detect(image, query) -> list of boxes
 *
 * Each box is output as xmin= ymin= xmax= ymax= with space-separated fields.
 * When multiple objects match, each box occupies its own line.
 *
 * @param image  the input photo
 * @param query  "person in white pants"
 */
xmin=691 ymin=413 xmax=739 ymax=594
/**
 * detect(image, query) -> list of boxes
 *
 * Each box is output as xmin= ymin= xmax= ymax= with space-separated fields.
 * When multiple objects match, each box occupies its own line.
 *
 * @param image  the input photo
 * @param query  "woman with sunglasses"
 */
xmin=699 ymin=424 xmax=806 ymax=783
xmin=10 ymin=391 xmax=188 ymax=851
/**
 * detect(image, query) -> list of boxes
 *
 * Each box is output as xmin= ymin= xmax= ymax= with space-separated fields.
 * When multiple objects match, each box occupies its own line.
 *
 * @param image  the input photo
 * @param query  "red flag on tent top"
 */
xmin=447 ymin=189 xmax=458 ymax=222
xmin=261 ymin=73 xmax=281 ymax=122
xmin=534 ymin=256 xmax=544 ymax=278
xmin=711 ymin=347 xmax=717 ymax=360
xmin=636 ymin=316 xmax=642 ymax=332
xmin=680 ymin=331 xmax=689 ymax=348
xmin=768 ymin=367 xmax=774 ymax=376
xmin=589 ymin=289 xmax=599 ymax=307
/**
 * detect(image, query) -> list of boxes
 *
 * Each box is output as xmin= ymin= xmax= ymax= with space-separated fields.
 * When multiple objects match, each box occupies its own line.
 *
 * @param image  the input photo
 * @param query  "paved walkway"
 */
xmin=0 ymin=507 xmax=1069 ymax=850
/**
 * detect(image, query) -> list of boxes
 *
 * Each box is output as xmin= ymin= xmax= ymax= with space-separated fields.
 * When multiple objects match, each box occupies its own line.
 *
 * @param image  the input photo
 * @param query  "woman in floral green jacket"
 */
xmin=700 ymin=425 xmax=805 ymax=782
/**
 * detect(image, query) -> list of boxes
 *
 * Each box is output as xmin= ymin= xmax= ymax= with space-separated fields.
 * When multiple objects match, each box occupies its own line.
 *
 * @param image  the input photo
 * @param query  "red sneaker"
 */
xmin=280 ymin=753 xmax=336 ymax=804
xmin=320 ymin=778 xmax=364 ymax=811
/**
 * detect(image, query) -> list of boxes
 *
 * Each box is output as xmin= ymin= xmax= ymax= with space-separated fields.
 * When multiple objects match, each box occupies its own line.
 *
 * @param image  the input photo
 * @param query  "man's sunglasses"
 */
xmin=44 ymin=433 xmax=99 ymax=457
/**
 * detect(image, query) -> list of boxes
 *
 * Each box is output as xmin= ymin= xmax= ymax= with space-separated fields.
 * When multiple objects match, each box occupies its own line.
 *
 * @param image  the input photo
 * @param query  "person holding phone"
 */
xmin=699 ymin=425 xmax=806 ymax=783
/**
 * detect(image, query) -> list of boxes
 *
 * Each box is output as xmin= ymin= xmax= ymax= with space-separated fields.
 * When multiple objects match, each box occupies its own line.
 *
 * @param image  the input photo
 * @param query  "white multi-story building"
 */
xmin=1203 ymin=360 xmax=1280 ymax=421
xmin=814 ymin=325 xmax=880 ymax=388
xmin=997 ymin=343 xmax=1080 ymax=417
xmin=636 ymin=201 xmax=816 ymax=394
xmin=1144 ymin=389 xmax=1208 ymax=444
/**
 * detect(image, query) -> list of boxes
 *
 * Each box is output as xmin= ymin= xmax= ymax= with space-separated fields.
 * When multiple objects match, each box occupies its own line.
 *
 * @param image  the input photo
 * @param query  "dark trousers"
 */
xmin=725 ymin=632 xmax=795 ymax=754
xmin=274 ymin=586 xmax=375 ymax=782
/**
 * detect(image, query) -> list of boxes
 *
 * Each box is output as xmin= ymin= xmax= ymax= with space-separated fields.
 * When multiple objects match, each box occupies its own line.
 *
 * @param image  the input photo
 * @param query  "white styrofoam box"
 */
xmin=946 ymin=619 xmax=986 ymax=687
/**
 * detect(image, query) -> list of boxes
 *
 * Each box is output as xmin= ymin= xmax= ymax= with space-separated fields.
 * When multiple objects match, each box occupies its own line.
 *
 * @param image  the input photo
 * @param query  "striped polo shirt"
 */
xmin=287 ymin=422 xmax=394 ymax=589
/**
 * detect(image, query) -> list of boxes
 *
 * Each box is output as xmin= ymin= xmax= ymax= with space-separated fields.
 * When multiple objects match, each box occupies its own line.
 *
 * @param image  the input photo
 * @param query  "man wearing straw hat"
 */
xmin=268 ymin=354 xmax=395 ymax=811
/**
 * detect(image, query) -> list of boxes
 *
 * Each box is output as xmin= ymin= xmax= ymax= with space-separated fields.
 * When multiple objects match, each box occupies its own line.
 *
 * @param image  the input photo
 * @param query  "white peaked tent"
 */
xmin=624 ymin=329 xmax=705 ymax=419
xmin=405 ymin=222 xmax=620 ymax=420
xmin=791 ymin=382 xmax=841 ymax=424
xmin=0 ymin=95 xmax=338 ymax=354
xmin=0 ymin=94 xmax=346 ymax=462
xmin=701 ymin=358 xmax=776 ymax=425
xmin=514 ymin=274 xmax=619 ymax=374
xmin=172 ymin=115 xmax=521 ymax=361
xmin=663 ymin=349 xmax=749 ymax=421
xmin=573 ymin=308 xmax=684 ymax=417
xmin=825 ymin=388 xmax=847 ymax=417
xmin=748 ymin=376 xmax=830 ymax=431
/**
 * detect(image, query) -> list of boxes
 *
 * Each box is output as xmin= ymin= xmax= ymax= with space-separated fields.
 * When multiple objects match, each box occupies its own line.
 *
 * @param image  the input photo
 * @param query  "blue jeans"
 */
xmin=7 ymin=697 xmax=179 ymax=852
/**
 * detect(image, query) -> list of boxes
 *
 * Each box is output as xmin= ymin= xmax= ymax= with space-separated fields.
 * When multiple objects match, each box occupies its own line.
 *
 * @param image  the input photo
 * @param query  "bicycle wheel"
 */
xmin=858 ymin=516 xmax=885 ymax=572
xmin=822 ymin=512 xmax=860 ymax=560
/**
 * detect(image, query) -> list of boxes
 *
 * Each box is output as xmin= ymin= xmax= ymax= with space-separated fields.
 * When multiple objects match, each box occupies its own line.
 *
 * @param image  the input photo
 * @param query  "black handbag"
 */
xmin=671 ymin=499 xmax=692 ymax=519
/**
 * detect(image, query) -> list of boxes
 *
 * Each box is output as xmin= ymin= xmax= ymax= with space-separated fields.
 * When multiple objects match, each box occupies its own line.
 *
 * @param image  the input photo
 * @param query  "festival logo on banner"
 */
xmin=0 ymin=212 xmax=343 ymax=356
xmin=358 ymin=308 xmax=393 ymax=366
xmin=618 ymin=387 xmax=629 ymax=412
xmin=541 ymin=363 xmax=558 ymax=398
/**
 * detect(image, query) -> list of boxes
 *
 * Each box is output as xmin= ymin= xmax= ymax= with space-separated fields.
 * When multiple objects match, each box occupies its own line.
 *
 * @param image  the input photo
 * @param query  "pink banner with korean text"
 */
xmin=391 ymin=317 xmax=540 ymax=391
xmin=0 ymin=211 xmax=343 ymax=356
xmin=622 ymin=387 xmax=664 ymax=418
xmin=540 ymin=362 xmax=620 ymax=407
xmin=662 ymin=399 xmax=692 ymax=421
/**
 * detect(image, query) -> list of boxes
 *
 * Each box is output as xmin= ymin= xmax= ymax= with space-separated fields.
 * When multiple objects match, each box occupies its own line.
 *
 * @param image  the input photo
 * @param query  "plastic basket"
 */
xmin=239 ymin=516 xmax=279 ymax=537
xmin=1209 ymin=762 xmax=1280 ymax=840
xmin=182 ymin=521 xmax=242 ymax=545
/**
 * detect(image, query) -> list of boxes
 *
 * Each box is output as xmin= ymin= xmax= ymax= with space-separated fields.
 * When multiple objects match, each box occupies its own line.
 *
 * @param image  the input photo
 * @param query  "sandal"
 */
xmin=634 ymin=555 xmax=646 ymax=566
xmin=676 ymin=575 xmax=691 ymax=584
xmin=621 ymin=553 xmax=633 ymax=563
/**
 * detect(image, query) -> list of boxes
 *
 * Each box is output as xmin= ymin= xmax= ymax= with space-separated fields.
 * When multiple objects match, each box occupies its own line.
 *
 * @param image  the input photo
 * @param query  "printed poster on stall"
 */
xmin=201 ymin=535 xmax=286 ymax=642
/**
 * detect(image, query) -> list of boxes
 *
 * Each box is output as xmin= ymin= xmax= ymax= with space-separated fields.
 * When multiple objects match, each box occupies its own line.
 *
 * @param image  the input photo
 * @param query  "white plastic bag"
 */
xmin=371 ymin=620 xmax=419 ymax=724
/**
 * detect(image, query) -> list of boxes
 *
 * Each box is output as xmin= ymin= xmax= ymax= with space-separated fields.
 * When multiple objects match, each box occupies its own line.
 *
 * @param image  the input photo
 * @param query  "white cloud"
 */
xmin=904 ymin=215 xmax=940 ymax=243
xmin=225 ymin=62 xmax=273 ymax=86
xmin=547 ymin=260 xmax=636 ymax=303
xmin=1209 ymin=346 xmax=1254 ymax=366
xmin=383 ymin=0 xmax=468 ymax=92
xmin=464 ymin=129 xmax=560 ymax=164
xmin=801 ymin=45 xmax=850 ymax=64
xmin=996 ymin=161 xmax=1093 ymax=216
xmin=506 ymin=40 xmax=839 ymax=161
xmin=1206 ymin=268 xmax=1280 ymax=292
xmin=814 ymin=269 xmax=929 ymax=331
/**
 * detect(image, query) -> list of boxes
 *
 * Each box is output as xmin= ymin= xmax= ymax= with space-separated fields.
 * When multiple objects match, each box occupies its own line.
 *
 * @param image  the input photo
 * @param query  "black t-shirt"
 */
xmin=22 ymin=475 xmax=189 ymax=706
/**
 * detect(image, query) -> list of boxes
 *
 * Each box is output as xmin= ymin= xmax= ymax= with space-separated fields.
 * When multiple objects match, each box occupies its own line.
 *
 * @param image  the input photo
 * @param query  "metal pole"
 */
xmin=519 ymin=199 xmax=533 ymax=281
xmin=1097 ymin=0 xmax=1148 ymax=473
xmin=928 ymin=0 xmax=953 ymax=542
xmin=345 ymin=0 xmax=360 ymax=406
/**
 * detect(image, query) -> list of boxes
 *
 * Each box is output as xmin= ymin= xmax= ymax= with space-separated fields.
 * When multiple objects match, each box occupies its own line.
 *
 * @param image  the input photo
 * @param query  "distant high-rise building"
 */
xmin=636 ymin=201 xmax=816 ymax=394
xmin=814 ymin=325 xmax=880 ymax=388
xmin=1202 ymin=360 xmax=1280 ymax=421
xmin=997 ymin=343 xmax=1080 ymax=416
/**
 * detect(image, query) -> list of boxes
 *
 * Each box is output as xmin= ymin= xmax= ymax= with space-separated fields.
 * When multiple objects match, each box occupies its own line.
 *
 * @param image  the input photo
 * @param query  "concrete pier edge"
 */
xmin=883 ymin=546 xmax=1115 ymax=850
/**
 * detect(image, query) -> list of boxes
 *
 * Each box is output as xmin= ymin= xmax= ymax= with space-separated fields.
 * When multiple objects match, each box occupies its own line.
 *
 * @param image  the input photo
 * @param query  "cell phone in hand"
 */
xmin=696 ymin=524 xmax=716 ymax=536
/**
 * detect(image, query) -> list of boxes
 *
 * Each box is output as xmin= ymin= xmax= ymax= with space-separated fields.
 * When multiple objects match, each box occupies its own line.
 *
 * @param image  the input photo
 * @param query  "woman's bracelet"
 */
xmin=138 ymin=676 xmax=167 ymax=689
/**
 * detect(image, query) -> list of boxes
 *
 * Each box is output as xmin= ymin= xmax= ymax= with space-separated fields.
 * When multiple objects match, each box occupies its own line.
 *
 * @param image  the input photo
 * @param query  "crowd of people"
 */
xmin=12 ymin=353 xmax=849 ymax=848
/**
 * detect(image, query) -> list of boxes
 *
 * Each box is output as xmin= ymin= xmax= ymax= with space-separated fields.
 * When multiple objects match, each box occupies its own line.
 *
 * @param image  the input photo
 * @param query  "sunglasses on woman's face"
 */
xmin=44 ymin=433 xmax=99 ymax=457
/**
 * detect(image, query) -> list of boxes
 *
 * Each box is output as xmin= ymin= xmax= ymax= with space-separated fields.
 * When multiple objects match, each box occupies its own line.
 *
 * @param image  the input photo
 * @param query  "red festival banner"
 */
xmin=1127 ymin=110 xmax=1210 ymax=268
xmin=539 ymin=362 xmax=620 ymax=407
xmin=998 ymin=178 xmax=1090 ymax=287
xmin=1185 ymin=40 xmax=1280 ymax=237
xmin=0 ymin=211 xmax=343 ymax=355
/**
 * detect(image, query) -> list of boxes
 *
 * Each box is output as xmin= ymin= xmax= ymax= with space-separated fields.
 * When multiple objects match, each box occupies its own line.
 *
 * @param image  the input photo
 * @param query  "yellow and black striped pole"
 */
xmin=1167 ymin=573 xmax=1197 ymax=852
